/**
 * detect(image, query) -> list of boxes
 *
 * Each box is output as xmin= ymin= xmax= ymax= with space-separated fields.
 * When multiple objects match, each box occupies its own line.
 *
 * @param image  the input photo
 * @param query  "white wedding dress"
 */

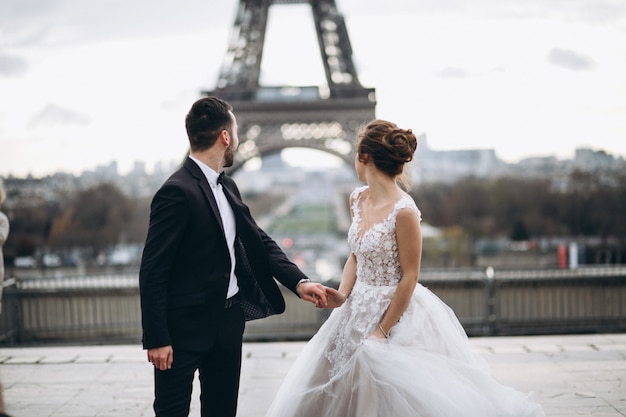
xmin=265 ymin=186 xmax=546 ymax=417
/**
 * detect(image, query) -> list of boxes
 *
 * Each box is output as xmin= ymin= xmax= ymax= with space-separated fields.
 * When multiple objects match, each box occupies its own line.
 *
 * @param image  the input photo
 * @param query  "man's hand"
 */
xmin=296 ymin=281 xmax=328 ymax=308
xmin=147 ymin=345 xmax=173 ymax=371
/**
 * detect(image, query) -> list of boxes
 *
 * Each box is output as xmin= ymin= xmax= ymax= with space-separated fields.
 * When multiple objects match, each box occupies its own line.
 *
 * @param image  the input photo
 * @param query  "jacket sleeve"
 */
xmin=139 ymin=184 xmax=189 ymax=349
xmin=258 ymin=227 xmax=308 ymax=294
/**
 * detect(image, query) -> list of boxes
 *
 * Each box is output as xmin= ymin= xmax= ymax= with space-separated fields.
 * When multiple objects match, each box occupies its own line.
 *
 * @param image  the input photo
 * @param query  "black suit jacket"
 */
xmin=139 ymin=157 xmax=308 ymax=352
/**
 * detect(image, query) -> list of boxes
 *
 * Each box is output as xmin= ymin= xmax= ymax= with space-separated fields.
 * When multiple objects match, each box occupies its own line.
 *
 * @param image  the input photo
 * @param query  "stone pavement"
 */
xmin=0 ymin=333 xmax=624 ymax=417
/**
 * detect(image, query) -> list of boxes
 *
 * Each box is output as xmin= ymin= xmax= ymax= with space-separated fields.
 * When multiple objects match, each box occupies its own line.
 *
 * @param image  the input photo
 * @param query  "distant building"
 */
xmin=3 ymin=144 xmax=624 ymax=203
xmin=406 ymin=134 xmax=626 ymax=186
xmin=410 ymin=134 xmax=504 ymax=184
xmin=129 ymin=161 xmax=146 ymax=177
xmin=573 ymin=148 xmax=624 ymax=172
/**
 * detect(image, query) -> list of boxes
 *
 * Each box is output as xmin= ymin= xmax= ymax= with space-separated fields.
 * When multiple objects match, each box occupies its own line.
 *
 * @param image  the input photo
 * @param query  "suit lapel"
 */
xmin=184 ymin=158 xmax=225 ymax=233
xmin=221 ymin=183 xmax=243 ymax=213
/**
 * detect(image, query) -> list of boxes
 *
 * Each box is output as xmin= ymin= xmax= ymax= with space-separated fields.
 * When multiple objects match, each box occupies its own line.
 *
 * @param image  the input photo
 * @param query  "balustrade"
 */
xmin=1 ymin=267 xmax=625 ymax=345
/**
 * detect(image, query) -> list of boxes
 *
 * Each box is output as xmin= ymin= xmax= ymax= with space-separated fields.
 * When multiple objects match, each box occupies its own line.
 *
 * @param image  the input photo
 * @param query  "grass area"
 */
xmin=269 ymin=203 xmax=338 ymax=234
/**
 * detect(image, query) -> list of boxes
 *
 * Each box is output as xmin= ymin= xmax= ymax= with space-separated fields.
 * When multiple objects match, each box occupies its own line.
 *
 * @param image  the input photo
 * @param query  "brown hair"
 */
xmin=356 ymin=119 xmax=418 ymax=189
xmin=185 ymin=96 xmax=233 ymax=152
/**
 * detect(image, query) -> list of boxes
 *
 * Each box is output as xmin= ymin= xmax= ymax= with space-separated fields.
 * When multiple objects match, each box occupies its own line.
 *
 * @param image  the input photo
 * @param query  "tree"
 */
xmin=412 ymin=171 xmax=626 ymax=241
xmin=48 ymin=183 xmax=139 ymax=252
xmin=510 ymin=220 xmax=530 ymax=241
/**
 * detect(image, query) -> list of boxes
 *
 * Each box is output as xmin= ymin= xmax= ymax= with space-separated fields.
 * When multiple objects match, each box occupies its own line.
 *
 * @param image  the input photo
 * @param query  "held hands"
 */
xmin=296 ymin=281 xmax=348 ymax=309
xmin=147 ymin=345 xmax=173 ymax=371
xmin=296 ymin=281 xmax=328 ymax=308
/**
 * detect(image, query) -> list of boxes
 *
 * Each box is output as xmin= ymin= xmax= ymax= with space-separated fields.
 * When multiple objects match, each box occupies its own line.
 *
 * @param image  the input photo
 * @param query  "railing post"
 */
xmin=485 ymin=266 xmax=497 ymax=336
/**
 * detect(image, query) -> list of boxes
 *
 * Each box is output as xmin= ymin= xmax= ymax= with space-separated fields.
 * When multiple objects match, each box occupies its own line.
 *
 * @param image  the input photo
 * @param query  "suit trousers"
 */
xmin=153 ymin=302 xmax=246 ymax=417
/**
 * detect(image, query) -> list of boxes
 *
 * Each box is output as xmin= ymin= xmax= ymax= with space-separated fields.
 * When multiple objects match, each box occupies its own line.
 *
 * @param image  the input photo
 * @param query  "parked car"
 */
xmin=14 ymin=256 xmax=37 ymax=268
xmin=42 ymin=254 xmax=62 ymax=268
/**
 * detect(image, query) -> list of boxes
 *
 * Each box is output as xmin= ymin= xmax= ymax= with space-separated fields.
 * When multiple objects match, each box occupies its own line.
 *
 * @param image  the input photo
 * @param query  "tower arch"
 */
xmin=202 ymin=0 xmax=376 ymax=174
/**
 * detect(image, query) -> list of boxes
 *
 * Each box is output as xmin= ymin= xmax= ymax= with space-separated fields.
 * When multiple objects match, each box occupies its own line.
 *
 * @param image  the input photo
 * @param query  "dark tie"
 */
xmin=217 ymin=171 xmax=225 ymax=185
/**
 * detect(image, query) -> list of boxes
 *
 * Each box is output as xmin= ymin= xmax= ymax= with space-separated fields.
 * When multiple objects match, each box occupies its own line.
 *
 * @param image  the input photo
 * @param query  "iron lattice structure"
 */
xmin=203 ymin=0 xmax=376 ymax=172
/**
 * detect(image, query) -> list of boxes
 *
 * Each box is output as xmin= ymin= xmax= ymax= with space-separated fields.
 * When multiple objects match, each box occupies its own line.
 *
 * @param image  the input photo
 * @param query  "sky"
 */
xmin=1 ymin=0 xmax=625 ymax=177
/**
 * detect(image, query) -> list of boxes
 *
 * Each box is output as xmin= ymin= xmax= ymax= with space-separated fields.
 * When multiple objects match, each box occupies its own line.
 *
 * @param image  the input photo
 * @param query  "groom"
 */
xmin=139 ymin=96 xmax=328 ymax=417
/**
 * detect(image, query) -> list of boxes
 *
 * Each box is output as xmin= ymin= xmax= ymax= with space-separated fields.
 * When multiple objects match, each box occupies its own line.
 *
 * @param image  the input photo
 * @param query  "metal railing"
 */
xmin=1 ymin=266 xmax=625 ymax=345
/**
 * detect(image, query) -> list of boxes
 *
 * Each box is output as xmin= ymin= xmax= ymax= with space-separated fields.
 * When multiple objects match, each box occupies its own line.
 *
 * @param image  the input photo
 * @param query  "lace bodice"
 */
xmin=324 ymin=186 xmax=421 ymax=378
xmin=348 ymin=185 xmax=421 ymax=286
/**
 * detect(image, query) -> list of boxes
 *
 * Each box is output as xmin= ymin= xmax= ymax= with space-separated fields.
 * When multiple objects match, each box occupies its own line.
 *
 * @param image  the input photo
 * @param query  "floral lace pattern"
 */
xmin=324 ymin=186 xmax=421 ymax=378
xmin=349 ymin=186 xmax=421 ymax=287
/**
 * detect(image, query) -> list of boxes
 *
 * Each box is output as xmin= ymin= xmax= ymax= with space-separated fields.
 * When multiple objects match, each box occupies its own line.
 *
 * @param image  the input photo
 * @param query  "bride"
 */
xmin=265 ymin=119 xmax=546 ymax=417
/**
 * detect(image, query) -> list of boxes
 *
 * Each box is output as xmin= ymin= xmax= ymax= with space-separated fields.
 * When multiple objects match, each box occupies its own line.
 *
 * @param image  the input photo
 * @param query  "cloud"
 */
xmin=344 ymin=0 xmax=626 ymax=28
xmin=0 ymin=52 xmax=28 ymax=76
xmin=436 ymin=67 xmax=471 ymax=78
xmin=547 ymin=48 xmax=595 ymax=71
xmin=27 ymin=104 xmax=91 ymax=128
xmin=0 ymin=0 xmax=234 ymax=48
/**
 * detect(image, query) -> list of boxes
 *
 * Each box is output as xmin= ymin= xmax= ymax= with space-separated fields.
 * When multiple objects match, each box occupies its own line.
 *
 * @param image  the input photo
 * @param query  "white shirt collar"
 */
xmin=189 ymin=155 xmax=220 ymax=188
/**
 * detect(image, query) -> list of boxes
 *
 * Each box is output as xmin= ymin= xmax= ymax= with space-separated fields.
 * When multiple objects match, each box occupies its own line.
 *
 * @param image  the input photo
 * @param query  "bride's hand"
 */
xmin=367 ymin=327 xmax=388 ymax=341
xmin=324 ymin=287 xmax=346 ymax=308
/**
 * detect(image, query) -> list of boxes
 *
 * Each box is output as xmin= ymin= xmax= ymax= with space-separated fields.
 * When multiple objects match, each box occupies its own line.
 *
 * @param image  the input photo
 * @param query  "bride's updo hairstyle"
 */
xmin=356 ymin=119 xmax=418 ymax=189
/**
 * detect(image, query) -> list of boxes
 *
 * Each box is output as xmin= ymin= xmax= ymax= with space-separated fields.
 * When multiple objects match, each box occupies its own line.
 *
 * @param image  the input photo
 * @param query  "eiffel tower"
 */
xmin=203 ymin=0 xmax=376 ymax=172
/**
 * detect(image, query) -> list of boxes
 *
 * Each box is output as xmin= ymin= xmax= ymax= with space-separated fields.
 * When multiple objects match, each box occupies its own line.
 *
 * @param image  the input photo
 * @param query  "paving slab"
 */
xmin=0 ymin=333 xmax=624 ymax=416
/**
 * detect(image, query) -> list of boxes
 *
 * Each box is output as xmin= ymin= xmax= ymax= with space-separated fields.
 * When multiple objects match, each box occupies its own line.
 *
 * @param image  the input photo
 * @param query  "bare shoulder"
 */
xmin=396 ymin=207 xmax=421 ymax=236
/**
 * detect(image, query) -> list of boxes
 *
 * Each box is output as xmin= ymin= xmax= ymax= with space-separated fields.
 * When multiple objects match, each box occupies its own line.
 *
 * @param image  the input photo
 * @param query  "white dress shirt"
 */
xmin=189 ymin=156 xmax=239 ymax=299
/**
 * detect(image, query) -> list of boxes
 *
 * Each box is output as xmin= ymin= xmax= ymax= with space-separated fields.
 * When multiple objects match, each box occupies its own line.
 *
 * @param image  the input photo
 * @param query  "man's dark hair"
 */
xmin=185 ymin=96 xmax=233 ymax=151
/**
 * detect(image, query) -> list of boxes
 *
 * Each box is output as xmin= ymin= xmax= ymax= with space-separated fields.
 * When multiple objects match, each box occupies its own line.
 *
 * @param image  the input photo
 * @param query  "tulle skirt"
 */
xmin=265 ymin=283 xmax=545 ymax=417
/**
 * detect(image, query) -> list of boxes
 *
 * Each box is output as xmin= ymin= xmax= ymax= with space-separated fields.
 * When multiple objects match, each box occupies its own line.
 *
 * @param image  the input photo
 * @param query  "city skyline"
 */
xmin=1 ymin=0 xmax=625 ymax=177
xmin=4 ymin=140 xmax=622 ymax=182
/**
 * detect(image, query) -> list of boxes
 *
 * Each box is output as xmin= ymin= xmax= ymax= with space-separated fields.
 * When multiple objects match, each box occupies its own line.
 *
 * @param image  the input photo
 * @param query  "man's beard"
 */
xmin=224 ymin=145 xmax=235 ymax=167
